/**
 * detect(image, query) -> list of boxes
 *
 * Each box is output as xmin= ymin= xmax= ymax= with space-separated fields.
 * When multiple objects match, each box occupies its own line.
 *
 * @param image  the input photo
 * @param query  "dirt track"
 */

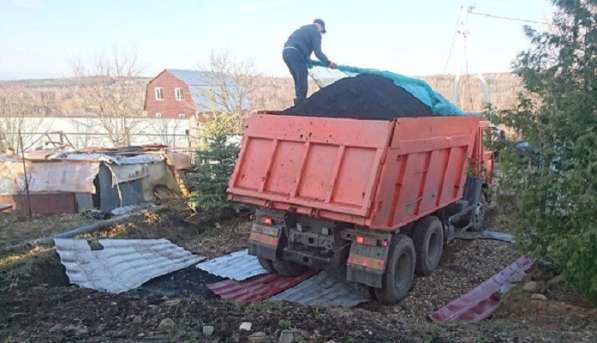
xmin=1 ymin=210 xmax=596 ymax=342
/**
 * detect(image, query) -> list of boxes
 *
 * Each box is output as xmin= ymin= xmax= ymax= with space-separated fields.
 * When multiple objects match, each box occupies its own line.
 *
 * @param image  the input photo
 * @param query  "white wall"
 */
xmin=3 ymin=116 xmax=194 ymax=151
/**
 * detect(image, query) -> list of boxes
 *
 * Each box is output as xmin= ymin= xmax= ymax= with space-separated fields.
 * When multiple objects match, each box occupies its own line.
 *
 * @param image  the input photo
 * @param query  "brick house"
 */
xmin=144 ymin=69 xmax=248 ymax=119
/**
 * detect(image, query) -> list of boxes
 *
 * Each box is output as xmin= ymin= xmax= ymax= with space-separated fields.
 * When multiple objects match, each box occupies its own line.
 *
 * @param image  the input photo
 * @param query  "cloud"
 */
xmin=11 ymin=0 xmax=46 ymax=9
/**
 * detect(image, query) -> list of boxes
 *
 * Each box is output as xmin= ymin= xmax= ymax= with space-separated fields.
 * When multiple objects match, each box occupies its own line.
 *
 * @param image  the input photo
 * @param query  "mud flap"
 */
xmin=247 ymin=222 xmax=282 ymax=261
xmin=346 ymin=232 xmax=391 ymax=288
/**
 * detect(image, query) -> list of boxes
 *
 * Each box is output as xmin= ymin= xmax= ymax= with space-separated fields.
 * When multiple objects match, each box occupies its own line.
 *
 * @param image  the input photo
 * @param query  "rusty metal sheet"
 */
xmin=270 ymin=271 xmax=370 ymax=307
xmin=0 ymin=193 xmax=77 ymax=215
xmin=430 ymin=256 xmax=533 ymax=322
xmin=207 ymin=272 xmax=314 ymax=303
xmin=0 ymin=160 xmax=100 ymax=195
xmin=165 ymin=151 xmax=192 ymax=170
xmin=110 ymin=164 xmax=148 ymax=186
xmin=196 ymin=249 xmax=268 ymax=281
xmin=23 ymin=150 xmax=57 ymax=160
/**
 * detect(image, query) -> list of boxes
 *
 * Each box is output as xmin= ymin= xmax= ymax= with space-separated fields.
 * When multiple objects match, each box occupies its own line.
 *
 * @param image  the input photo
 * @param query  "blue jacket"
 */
xmin=284 ymin=24 xmax=330 ymax=65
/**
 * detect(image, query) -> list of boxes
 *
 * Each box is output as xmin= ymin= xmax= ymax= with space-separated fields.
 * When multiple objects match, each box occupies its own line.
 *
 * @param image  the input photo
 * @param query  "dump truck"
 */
xmin=228 ymin=111 xmax=495 ymax=303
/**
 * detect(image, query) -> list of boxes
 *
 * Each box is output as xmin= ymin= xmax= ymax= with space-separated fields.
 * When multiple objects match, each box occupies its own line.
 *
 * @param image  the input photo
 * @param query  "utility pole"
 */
xmin=444 ymin=5 xmax=491 ymax=111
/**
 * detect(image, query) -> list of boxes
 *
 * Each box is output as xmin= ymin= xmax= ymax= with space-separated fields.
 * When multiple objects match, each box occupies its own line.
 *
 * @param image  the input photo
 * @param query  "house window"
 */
xmin=178 ymin=113 xmax=186 ymax=118
xmin=174 ymin=88 xmax=183 ymax=101
xmin=155 ymin=112 xmax=162 ymax=118
xmin=154 ymin=87 xmax=163 ymax=100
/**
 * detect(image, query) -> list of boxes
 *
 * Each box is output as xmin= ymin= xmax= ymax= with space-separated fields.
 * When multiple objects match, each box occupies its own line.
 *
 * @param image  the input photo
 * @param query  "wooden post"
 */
xmin=18 ymin=130 xmax=33 ymax=219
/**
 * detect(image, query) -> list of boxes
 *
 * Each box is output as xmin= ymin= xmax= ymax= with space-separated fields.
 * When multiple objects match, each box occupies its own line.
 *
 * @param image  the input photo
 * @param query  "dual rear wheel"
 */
xmin=375 ymin=216 xmax=444 ymax=304
xmin=258 ymin=215 xmax=445 ymax=304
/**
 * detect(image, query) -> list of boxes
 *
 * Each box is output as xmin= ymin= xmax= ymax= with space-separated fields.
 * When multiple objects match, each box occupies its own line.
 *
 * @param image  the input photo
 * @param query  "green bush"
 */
xmin=488 ymin=1 xmax=596 ymax=302
xmin=187 ymin=113 xmax=241 ymax=220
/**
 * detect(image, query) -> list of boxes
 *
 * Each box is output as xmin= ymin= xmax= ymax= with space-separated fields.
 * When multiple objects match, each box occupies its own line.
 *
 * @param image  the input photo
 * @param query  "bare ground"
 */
xmin=0 ymin=213 xmax=94 ymax=247
xmin=1 ymin=209 xmax=596 ymax=342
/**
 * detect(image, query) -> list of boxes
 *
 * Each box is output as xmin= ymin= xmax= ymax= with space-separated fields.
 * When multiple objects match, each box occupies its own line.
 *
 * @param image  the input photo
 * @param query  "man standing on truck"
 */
xmin=283 ymin=19 xmax=337 ymax=105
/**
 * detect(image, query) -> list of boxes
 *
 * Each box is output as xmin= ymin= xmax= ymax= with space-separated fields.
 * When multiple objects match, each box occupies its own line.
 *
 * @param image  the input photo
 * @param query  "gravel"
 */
xmin=2 ymin=213 xmax=596 ymax=342
xmin=362 ymin=238 xmax=520 ymax=319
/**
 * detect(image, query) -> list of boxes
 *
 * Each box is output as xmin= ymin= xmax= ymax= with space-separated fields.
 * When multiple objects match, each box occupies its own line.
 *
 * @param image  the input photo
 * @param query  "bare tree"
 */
xmin=147 ymin=119 xmax=186 ymax=148
xmin=0 ymin=86 xmax=44 ymax=152
xmin=71 ymin=51 xmax=146 ymax=146
xmin=200 ymin=51 xmax=261 ymax=115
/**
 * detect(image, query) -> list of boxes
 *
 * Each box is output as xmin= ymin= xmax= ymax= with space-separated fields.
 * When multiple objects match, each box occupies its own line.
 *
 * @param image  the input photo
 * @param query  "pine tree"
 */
xmin=187 ymin=113 xmax=240 ymax=220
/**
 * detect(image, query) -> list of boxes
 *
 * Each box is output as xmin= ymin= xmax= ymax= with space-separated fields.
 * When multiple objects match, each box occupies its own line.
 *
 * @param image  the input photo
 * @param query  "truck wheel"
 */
xmin=374 ymin=234 xmax=416 ymax=304
xmin=413 ymin=216 xmax=444 ymax=275
xmin=272 ymin=259 xmax=307 ymax=276
xmin=257 ymin=257 xmax=275 ymax=273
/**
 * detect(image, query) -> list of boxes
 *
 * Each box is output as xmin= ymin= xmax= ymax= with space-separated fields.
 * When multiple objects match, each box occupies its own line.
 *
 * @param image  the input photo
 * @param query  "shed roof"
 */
xmin=166 ymin=69 xmax=251 ymax=113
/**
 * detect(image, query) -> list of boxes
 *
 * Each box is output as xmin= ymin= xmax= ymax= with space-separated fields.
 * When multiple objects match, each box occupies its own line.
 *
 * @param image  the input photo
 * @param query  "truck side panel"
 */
xmin=368 ymin=116 xmax=479 ymax=230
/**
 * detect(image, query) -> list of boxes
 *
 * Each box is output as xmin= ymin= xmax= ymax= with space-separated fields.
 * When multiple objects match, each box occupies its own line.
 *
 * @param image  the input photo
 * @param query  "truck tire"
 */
xmin=258 ymin=257 xmax=275 ymax=273
xmin=413 ymin=216 xmax=444 ymax=275
xmin=374 ymin=234 xmax=416 ymax=304
xmin=272 ymin=259 xmax=307 ymax=276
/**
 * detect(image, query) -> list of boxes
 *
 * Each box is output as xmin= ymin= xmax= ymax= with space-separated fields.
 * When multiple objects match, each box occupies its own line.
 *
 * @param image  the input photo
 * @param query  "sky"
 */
xmin=0 ymin=0 xmax=554 ymax=80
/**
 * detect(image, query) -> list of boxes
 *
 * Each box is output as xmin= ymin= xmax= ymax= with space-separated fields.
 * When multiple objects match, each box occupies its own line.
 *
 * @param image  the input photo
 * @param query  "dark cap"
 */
xmin=313 ymin=18 xmax=326 ymax=34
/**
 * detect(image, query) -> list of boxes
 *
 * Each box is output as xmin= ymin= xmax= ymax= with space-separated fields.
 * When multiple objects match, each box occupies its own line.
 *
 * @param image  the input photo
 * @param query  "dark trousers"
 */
xmin=283 ymin=48 xmax=308 ymax=101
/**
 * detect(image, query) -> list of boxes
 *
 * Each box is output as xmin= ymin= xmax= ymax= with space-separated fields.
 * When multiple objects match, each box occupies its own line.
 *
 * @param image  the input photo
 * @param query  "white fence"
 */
xmin=2 ymin=116 xmax=195 ymax=151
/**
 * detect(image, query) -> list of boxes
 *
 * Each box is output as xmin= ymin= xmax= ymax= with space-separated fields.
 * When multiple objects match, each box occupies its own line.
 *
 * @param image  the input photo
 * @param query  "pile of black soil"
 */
xmin=282 ymin=74 xmax=434 ymax=120
xmin=132 ymin=266 xmax=223 ymax=298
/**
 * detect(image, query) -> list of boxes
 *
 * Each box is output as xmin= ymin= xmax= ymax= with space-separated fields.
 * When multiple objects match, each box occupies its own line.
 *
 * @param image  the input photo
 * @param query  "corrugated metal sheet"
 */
xmin=196 ymin=249 xmax=267 ymax=281
xmin=197 ymin=250 xmax=368 ymax=307
xmin=430 ymin=256 xmax=533 ymax=322
xmin=54 ymin=152 xmax=163 ymax=165
xmin=207 ymin=272 xmax=314 ymax=303
xmin=455 ymin=230 xmax=514 ymax=243
xmin=270 ymin=271 xmax=370 ymax=307
xmin=55 ymin=238 xmax=205 ymax=293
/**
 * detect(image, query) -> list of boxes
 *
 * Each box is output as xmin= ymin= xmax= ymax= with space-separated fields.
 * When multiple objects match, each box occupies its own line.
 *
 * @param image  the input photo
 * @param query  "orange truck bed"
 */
xmin=228 ymin=112 xmax=489 ymax=232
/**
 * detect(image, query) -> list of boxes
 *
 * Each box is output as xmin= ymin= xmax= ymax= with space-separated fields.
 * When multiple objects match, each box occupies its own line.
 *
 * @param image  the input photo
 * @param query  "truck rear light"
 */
xmin=355 ymin=235 xmax=389 ymax=247
xmin=259 ymin=216 xmax=273 ymax=226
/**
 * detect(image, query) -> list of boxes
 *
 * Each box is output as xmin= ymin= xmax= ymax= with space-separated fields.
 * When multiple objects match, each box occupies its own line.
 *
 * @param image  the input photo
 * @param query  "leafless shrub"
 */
xmin=0 ymin=86 xmax=44 ymax=151
xmin=71 ymin=51 xmax=146 ymax=146
xmin=200 ymin=51 xmax=260 ymax=116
